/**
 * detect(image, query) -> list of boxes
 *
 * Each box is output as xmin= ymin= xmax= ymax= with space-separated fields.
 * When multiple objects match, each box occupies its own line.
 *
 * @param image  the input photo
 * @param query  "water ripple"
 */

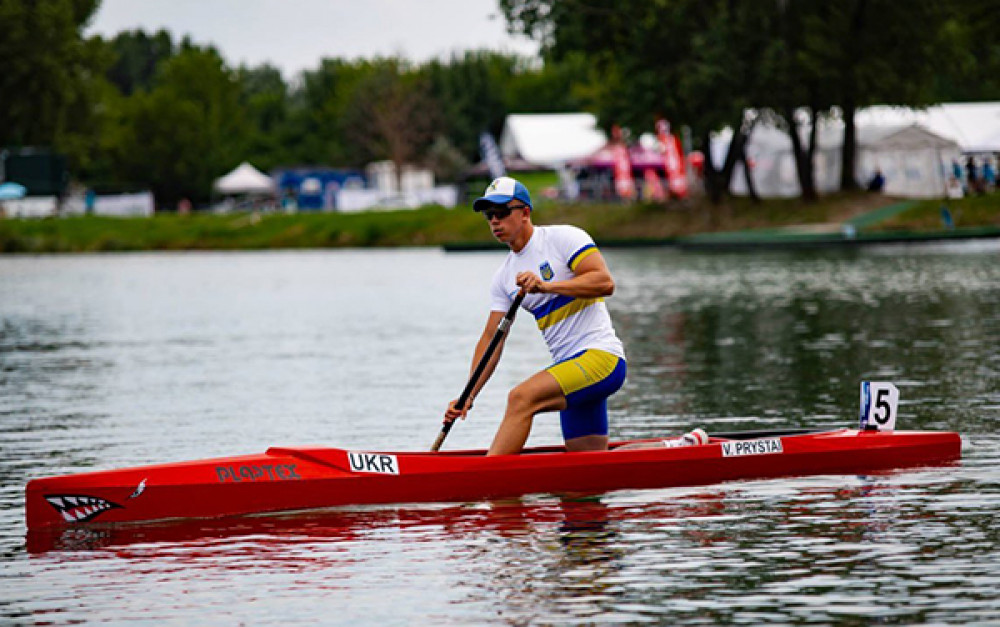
xmin=2 ymin=248 xmax=999 ymax=624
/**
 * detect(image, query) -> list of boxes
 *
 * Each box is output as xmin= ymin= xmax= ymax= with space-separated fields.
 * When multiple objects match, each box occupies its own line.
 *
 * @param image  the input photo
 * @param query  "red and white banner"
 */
xmin=656 ymin=119 xmax=688 ymax=199
xmin=643 ymin=168 xmax=666 ymax=202
xmin=610 ymin=125 xmax=634 ymax=200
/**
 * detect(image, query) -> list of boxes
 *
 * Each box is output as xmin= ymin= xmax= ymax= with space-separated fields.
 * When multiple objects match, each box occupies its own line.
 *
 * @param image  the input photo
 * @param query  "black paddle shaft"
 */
xmin=432 ymin=292 xmax=526 ymax=452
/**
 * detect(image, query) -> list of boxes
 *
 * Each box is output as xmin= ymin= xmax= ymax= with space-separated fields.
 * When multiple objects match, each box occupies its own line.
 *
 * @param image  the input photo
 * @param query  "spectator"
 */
xmin=952 ymin=160 xmax=966 ymax=194
xmin=946 ymin=176 xmax=964 ymax=199
xmin=966 ymin=155 xmax=980 ymax=194
xmin=867 ymin=168 xmax=885 ymax=192
xmin=983 ymin=157 xmax=996 ymax=193
xmin=941 ymin=205 xmax=955 ymax=230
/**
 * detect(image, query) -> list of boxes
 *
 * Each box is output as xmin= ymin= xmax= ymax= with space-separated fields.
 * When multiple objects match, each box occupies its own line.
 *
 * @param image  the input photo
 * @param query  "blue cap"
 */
xmin=473 ymin=177 xmax=532 ymax=212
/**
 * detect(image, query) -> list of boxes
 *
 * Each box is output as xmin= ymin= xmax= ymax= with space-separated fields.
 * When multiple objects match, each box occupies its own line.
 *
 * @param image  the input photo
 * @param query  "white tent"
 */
xmin=718 ymin=114 xmax=961 ymax=198
xmin=500 ymin=113 xmax=608 ymax=167
xmin=856 ymin=102 xmax=1000 ymax=153
xmin=213 ymin=162 xmax=275 ymax=195
xmin=964 ymin=128 xmax=1000 ymax=154
xmin=856 ymin=125 xmax=960 ymax=198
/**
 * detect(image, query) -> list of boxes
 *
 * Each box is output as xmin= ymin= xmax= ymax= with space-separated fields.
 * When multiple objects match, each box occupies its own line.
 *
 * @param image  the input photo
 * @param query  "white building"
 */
xmin=335 ymin=161 xmax=457 ymax=212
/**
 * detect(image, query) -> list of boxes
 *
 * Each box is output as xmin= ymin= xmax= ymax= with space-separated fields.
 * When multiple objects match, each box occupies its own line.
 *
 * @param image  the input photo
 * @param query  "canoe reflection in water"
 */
xmin=27 ymin=495 xmax=621 ymax=555
xmin=27 ymin=474 xmax=911 ymax=556
xmin=28 ymin=472 xmax=970 ymax=624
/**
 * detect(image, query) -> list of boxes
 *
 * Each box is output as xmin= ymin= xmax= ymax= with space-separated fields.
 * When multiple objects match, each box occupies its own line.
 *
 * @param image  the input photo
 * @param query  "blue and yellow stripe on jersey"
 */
xmin=523 ymin=243 xmax=603 ymax=331
xmin=568 ymin=243 xmax=597 ymax=271
xmin=531 ymin=294 xmax=604 ymax=331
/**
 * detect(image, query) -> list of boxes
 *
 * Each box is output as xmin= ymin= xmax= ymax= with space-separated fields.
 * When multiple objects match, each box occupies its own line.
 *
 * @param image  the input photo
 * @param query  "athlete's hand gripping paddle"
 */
xmin=432 ymin=292 xmax=525 ymax=452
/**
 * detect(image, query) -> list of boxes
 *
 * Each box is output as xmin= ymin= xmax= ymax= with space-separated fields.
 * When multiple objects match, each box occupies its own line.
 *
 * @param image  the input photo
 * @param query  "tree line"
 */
xmin=500 ymin=0 xmax=1000 ymax=201
xmin=2 ymin=0 xmax=998 ymax=207
xmin=1 ymin=1 xmax=584 ymax=206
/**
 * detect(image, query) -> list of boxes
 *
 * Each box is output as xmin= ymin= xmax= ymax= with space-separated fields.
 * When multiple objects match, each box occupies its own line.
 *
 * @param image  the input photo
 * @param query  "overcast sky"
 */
xmin=86 ymin=0 xmax=541 ymax=78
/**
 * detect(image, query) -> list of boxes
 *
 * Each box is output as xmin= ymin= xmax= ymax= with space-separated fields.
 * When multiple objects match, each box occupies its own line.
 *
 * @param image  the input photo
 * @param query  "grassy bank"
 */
xmin=1 ymin=193 xmax=997 ymax=253
xmin=880 ymin=194 xmax=1000 ymax=231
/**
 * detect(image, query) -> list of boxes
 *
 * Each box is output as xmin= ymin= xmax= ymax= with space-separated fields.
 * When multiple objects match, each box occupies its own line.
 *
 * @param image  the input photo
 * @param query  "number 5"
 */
xmin=860 ymin=382 xmax=899 ymax=432
xmin=874 ymin=388 xmax=893 ymax=424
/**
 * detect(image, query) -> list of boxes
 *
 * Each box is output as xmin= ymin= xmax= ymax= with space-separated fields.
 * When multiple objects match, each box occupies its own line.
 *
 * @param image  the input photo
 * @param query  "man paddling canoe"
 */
xmin=444 ymin=177 xmax=627 ymax=455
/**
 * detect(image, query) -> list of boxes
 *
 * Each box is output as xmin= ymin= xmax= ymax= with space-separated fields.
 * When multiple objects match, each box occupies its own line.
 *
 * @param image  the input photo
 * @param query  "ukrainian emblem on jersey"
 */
xmin=539 ymin=261 xmax=554 ymax=281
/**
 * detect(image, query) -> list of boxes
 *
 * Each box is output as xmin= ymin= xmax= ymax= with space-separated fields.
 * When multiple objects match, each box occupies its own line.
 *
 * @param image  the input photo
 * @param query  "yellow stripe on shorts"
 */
xmin=546 ymin=349 xmax=620 ymax=396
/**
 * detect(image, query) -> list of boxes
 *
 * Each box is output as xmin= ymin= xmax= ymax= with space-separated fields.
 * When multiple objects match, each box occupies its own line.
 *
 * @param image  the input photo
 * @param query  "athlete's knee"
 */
xmin=506 ymin=385 xmax=534 ymax=415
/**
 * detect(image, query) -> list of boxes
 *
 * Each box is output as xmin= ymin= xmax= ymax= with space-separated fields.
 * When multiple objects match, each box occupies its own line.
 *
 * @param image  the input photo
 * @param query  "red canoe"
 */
xmin=25 ymin=428 xmax=961 ymax=531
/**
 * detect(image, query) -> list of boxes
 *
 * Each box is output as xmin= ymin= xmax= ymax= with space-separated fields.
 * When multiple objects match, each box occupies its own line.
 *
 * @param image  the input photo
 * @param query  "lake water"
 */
xmin=2 ymin=244 xmax=999 ymax=624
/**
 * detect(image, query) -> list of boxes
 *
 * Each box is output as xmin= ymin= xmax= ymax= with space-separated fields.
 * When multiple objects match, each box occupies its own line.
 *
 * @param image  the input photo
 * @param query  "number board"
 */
xmin=859 ymin=381 xmax=899 ymax=432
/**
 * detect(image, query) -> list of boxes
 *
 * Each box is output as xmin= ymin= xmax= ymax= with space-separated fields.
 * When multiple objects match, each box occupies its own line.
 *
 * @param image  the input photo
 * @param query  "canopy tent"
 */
xmin=716 ymin=115 xmax=961 ymax=199
xmin=856 ymin=102 xmax=1000 ymax=154
xmin=561 ymin=142 xmax=671 ymax=201
xmin=500 ymin=113 xmax=608 ymax=167
xmin=213 ymin=162 xmax=275 ymax=195
xmin=964 ymin=128 xmax=1000 ymax=154
xmin=856 ymin=124 xmax=960 ymax=197
xmin=714 ymin=122 xmax=842 ymax=198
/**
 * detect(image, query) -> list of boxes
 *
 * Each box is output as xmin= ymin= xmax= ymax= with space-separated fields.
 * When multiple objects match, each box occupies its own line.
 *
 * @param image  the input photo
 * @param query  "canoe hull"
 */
xmin=25 ymin=429 xmax=961 ymax=531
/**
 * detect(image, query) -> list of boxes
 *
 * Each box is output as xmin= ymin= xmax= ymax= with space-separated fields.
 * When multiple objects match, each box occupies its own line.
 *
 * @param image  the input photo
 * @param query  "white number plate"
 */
xmin=860 ymin=382 xmax=899 ymax=432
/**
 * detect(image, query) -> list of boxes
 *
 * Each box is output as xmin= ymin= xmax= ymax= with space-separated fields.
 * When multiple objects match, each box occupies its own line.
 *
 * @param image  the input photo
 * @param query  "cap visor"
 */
xmin=473 ymin=194 xmax=514 ymax=211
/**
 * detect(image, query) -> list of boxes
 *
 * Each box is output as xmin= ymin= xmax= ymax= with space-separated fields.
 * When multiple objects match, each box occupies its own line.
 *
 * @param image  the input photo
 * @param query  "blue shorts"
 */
xmin=546 ymin=349 xmax=627 ymax=440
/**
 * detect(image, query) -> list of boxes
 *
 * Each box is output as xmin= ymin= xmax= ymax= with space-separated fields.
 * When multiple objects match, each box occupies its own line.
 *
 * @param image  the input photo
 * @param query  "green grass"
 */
xmin=877 ymin=194 xmax=1000 ymax=231
xmin=0 ymin=208 xmax=478 ymax=253
xmin=1 ymin=191 xmax=997 ymax=253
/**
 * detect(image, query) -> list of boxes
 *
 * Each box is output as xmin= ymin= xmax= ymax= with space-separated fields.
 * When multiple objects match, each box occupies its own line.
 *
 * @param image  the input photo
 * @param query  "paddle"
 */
xmin=432 ymin=291 xmax=526 ymax=452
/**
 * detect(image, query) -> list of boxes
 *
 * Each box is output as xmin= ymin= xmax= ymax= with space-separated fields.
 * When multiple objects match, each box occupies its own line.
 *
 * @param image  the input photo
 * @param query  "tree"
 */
xmin=285 ymin=58 xmax=377 ymax=166
xmin=0 ymin=0 xmax=100 ymax=148
xmin=57 ymin=36 xmax=118 ymax=184
xmin=341 ymin=61 xmax=442 ymax=189
xmin=425 ymin=135 xmax=470 ymax=183
xmin=423 ymin=51 xmax=518 ymax=161
xmin=104 ymin=28 xmax=175 ymax=95
xmin=501 ymin=0 xmax=986 ymax=202
xmin=500 ymin=0 xmax=762 ymax=201
xmin=106 ymin=47 xmax=248 ymax=205
xmin=808 ymin=1 xmax=957 ymax=191
xmin=751 ymin=1 xmax=835 ymax=201
xmin=932 ymin=1 xmax=1000 ymax=101
xmin=423 ymin=50 xmax=586 ymax=162
xmin=237 ymin=63 xmax=290 ymax=171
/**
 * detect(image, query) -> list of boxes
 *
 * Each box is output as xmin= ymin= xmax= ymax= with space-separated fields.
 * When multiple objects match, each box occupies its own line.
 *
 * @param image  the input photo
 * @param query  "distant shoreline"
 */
xmin=2 ymin=194 xmax=997 ymax=254
xmin=444 ymin=226 xmax=1000 ymax=252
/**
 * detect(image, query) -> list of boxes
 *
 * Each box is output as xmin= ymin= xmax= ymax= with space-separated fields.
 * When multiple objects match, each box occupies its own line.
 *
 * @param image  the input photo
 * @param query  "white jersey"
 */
xmin=490 ymin=225 xmax=625 ymax=363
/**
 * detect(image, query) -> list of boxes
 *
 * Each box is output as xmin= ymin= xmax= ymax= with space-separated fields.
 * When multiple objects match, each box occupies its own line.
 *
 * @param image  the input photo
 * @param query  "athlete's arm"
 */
xmin=444 ymin=309 xmax=507 ymax=422
xmin=516 ymin=251 xmax=614 ymax=298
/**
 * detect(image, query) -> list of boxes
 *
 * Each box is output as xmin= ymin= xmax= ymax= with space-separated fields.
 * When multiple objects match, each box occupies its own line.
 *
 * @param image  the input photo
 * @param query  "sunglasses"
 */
xmin=482 ymin=204 xmax=528 ymax=221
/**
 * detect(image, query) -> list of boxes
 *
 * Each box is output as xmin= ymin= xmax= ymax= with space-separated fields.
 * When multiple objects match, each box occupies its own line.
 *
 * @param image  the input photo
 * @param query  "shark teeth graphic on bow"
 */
xmin=44 ymin=494 xmax=122 ymax=523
